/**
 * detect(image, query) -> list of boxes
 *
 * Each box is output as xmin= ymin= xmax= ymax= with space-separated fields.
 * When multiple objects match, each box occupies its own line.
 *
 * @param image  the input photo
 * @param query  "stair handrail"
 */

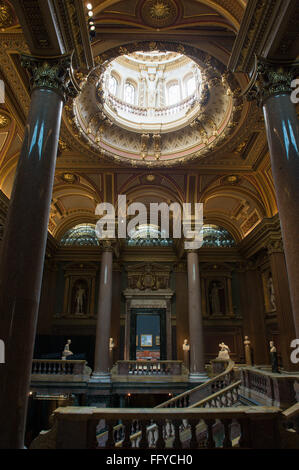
xmin=156 ymin=360 xmax=236 ymax=408
xmin=96 ymin=360 xmax=236 ymax=444
xmin=189 ymin=380 xmax=242 ymax=408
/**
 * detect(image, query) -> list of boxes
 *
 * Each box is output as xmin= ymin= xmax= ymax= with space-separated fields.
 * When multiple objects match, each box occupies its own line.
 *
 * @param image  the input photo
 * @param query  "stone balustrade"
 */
xmin=240 ymin=367 xmax=298 ymax=408
xmin=31 ymin=360 xmax=92 ymax=383
xmin=30 ymin=405 xmax=299 ymax=449
xmin=190 ymin=381 xmax=241 ymax=409
xmin=157 ymin=360 xmax=236 ymax=408
xmin=106 ymin=93 xmax=196 ymax=118
xmin=116 ymin=360 xmax=184 ymax=377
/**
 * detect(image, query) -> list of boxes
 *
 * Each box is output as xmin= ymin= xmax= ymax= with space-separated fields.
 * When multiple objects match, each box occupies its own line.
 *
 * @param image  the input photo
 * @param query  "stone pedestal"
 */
xmin=211 ymin=359 xmax=229 ymax=375
xmin=183 ymin=349 xmax=190 ymax=371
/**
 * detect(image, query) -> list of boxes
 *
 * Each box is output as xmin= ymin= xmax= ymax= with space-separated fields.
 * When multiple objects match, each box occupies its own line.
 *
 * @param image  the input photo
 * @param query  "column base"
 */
xmin=90 ymin=372 xmax=111 ymax=383
xmin=189 ymin=372 xmax=209 ymax=383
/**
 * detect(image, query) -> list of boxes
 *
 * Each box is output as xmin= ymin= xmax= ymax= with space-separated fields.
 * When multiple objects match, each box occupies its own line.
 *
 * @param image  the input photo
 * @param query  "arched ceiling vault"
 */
xmin=0 ymin=0 xmax=287 ymax=247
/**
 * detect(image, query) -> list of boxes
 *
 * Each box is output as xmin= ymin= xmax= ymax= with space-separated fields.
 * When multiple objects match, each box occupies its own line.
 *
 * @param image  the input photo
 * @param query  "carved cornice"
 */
xmin=239 ymin=213 xmax=282 ymax=259
xmin=267 ymin=239 xmax=284 ymax=255
xmin=11 ymin=0 xmax=93 ymax=70
xmin=229 ymin=0 xmax=293 ymax=73
xmin=21 ymin=53 xmax=80 ymax=102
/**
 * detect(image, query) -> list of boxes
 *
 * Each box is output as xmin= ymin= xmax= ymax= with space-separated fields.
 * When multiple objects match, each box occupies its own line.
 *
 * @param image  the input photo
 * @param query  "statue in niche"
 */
xmin=267 ymin=273 xmax=276 ymax=311
xmin=182 ymin=339 xmax=190 ymax=351
xmin=72 ymin=280 xmax=88 ymax=315
xmin=209 ymin=281 xmax=221 ymax=314
xmin=144 ymin=70 xmax=162 ymax=108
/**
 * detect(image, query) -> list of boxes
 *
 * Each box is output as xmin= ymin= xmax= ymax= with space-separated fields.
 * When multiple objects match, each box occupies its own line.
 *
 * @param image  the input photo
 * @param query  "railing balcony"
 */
xmin=113 ymin=360 xmax=187 ymax=381
xmin=31 ymin=359 xmax=92 ymax=383
xmin=30 ymin=405 xmax=299 ymax=449
xmin=106 ymin=93 xmax=197 ymax=118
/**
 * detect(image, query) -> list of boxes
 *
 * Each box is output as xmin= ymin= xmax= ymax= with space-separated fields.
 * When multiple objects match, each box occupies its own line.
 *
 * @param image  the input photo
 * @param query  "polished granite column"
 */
xmin=187 ymin=250 xmax=208 ymax=382
xmin=91 ymin=241 xmax=114 ymax=383
xmin=0 ymin=54 xmax=78 ymax=449
xmin=248 ymin=57 xmax=299 ymax=338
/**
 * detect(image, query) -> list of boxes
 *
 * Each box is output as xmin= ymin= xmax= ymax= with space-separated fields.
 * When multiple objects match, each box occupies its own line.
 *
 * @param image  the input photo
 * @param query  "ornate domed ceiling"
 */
xmin=67 ymin=42 xmax=244 ymax=167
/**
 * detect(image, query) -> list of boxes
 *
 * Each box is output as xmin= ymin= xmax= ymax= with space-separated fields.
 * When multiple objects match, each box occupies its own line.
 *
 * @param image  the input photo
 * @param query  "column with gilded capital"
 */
xmin=91 ymin=240 xmax=114 ymax=382
xmin=187 ymin=250 xmax=208 ymax=381
xmin=247 ymin=57 xmax=299 ymax=337
xmin=0 ymin=54 xmax=78 ymax=449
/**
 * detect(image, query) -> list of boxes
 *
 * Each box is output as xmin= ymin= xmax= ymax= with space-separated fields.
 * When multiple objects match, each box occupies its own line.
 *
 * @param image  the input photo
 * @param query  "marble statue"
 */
xmin=270 ymin=341 xmax=279 ymax=373
xmin=244 ymin=336 xmax=252 ymax=366
xmin=183 ymin=339 xmax=190 ymax=351
xmin=145 ymin=70 xmax=162 ymax=108
xmin=267 ymin=275 xmax=276 ymax=310
xmin=210 ymin=282 xmax=221 ymax=314
xmin=217 ymin=342 xmax=230 ymax=360
xmin=109 ymin=337 xmax=115 ymax=351
xmin=62 ymin=339 xmax=73 ymax=360
xmin=75 ymin=284 xmax=86 ymax=314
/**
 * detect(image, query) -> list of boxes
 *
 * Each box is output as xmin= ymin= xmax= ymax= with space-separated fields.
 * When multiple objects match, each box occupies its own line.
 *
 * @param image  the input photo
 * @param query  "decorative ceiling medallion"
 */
xmin=225 ymin=175 xmax=240 ymax=184
xmin=61 ymin=173 xmax=77 ymax=184
xmin=146 ymin=174 xmax=156 ymax=182
xmin=141 ymin=0 xmax=179 ymax=28
xmin=0 ymin=113 xmax=10 ymax=128
xmin=0 ymin=1 xmax=14 ymax=28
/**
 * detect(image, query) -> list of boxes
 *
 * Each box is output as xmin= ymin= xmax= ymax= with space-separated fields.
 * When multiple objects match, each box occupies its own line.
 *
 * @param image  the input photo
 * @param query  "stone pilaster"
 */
xmin=267 ymin=239 xmax=296 ymax=371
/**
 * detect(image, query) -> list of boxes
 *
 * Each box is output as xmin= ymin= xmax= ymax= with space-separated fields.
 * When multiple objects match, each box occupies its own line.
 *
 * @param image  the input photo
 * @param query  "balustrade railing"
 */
xmin=190 ymin=381 xmax=242 ymax=409
xmin=116 ymin=360 xmax=183 ymax=377
xmin=157 ymin=360 xmax=236 ymax=408
xmin=31 ymin=360 xmax=91 ymax=382
xmin=30 ymin=406 xmax=298 ymax=449
xmin=106 ymin=93 xmax=196 ymax=118
xmin=240 ymin=367 xmax=298 ymax=408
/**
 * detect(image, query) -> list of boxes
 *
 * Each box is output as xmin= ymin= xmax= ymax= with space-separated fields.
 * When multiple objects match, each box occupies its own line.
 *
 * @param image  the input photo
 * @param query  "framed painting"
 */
xmin=141 ymin=334 xmax=153 ymax=347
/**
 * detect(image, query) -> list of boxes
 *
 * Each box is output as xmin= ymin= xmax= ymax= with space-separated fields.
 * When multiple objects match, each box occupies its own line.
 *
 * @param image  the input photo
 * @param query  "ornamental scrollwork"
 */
xmin=243 ymin=55 xmax=299 ymax=106
xmin=21 ymin=53 xmax=81 ymax=102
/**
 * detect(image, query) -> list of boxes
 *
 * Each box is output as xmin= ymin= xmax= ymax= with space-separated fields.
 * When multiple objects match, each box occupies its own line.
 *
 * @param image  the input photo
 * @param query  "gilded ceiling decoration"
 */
xmin=0 ymin=113 xmax=10 ymax=128
xmin=140 ymin=0 xmax=180 ymax=28
xmin=67 ymin=41 xmax=244 ymax=167
xmin=0 ymin=1 xmax=14 ymax=29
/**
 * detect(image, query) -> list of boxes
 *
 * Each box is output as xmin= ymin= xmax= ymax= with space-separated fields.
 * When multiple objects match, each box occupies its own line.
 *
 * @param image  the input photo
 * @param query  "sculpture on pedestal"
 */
xmin=62 ymin=340 xmax=73 ymax=360
xmin=217 ymin=342 xmax=230 ymax=360
xmin=244 ymin=336 xmax=252 ymax=366
xmin=182 ymin=339 xmax=190 ymax=370
xmin=269 ymin=341 xmax=279 ymax=373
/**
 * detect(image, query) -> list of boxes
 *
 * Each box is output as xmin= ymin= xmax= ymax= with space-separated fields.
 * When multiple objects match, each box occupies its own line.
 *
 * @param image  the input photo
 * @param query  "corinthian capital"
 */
xmin=21 ymin=53 xmax=81 ymax=102
xmin=243 ymin=56 xmax=299 ymax=106
xmin=99 ymin=239 xmax=120 ymax=257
